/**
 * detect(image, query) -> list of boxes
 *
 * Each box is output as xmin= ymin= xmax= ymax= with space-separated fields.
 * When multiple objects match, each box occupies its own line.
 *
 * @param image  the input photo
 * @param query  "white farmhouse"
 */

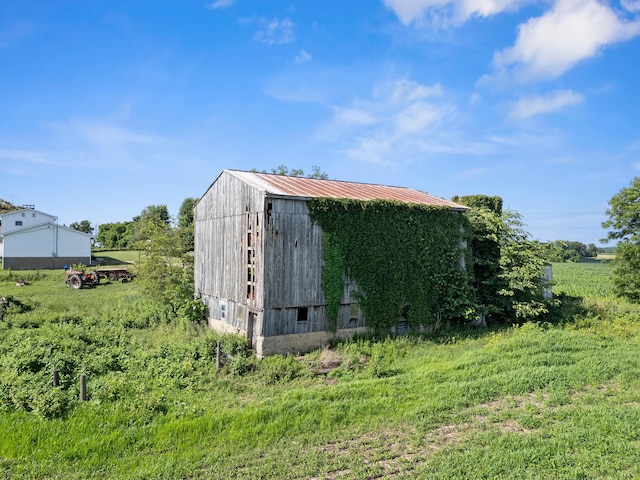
xmin=0 ymin=207 xmax=91 ymax=270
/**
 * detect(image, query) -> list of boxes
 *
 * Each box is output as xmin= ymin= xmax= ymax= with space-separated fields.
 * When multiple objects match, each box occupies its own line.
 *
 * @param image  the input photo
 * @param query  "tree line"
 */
xmin=2 ymin=171 xmax=640 ymax=311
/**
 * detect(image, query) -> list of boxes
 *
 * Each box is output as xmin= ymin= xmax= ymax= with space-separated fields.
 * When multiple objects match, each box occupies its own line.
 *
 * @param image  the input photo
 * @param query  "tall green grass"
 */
xmin=1 ymin=259 xmax=640 ymax=478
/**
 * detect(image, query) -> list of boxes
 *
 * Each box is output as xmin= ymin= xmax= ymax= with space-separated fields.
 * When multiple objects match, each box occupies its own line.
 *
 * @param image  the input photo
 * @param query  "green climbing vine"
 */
xmin=309 ymin=198 xmax=476 ymax=332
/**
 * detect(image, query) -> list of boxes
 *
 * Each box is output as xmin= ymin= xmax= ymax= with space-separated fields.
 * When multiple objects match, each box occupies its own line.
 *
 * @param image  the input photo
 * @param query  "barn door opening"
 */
xmin=247 ymin=311 xmax=256 ymax=350
xmin=395 ymin=303 xmax=410 ymax=335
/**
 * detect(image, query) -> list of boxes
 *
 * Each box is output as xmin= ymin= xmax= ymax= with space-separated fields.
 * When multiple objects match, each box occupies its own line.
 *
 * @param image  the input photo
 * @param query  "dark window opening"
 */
xmin=297 ymin=307 xmax=308 ymax=322
xmin=15 ymin=220 xmax=22 ymax=226
xmin=349 ymin=303 xmax=360 ymax=324
xmin=266 ymin=202 xmax=273 ymax=227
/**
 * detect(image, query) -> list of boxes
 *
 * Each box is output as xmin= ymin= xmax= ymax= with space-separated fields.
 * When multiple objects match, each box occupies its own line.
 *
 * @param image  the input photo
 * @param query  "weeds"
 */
xmin=2 ymin=260 xmax=640 ymax=478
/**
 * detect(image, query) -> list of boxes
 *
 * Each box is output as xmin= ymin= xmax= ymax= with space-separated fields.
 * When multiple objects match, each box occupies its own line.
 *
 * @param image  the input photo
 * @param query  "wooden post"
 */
xmin=53 ymin=369 xmax=60 ymax=387
xmin=79 ymin=374 xmax=87 ymax=401
xmin=216 ymin=341 xmax=221 ymax=369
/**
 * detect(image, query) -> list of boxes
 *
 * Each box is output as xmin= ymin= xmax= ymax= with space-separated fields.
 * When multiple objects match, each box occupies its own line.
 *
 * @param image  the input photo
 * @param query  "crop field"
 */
xmin=1 ymin=258 xmax=640 ymax=479
xmin=552 ymin=260 xmax=614 ymax=299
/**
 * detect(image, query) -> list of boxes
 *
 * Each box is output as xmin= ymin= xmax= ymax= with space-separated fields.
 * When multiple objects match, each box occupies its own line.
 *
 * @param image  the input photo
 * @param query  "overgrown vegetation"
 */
xmin=309 ymin=198 xmax=474 ymax=331
xmin=2 ymin=262 xmax=640 ymax=478
xmin=454 ymin=195 xmax=553 ymax=323
xmin=3 ymin=181 xmax=640 ymax=478
xmin=602 ymin=177 xmax=640 ymax=301
xmin=308 ymin=195 xmax=553 ymax=332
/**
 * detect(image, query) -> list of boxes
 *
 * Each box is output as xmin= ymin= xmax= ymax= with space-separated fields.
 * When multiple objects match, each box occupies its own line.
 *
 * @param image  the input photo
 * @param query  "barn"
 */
xmin=194 ymin=170 xmax=469 ymax=357
xmin=0 ymin=207 xmax=92 ymax=270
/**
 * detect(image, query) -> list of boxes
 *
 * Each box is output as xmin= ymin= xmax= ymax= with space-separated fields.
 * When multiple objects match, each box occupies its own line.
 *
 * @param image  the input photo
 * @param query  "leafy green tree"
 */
xmin=251 ymin=165 xmax=329 ymax=179
xmin=0 ymin=198 xmax=19 ymax=214
xmin=602 ymin=177 xmax=640 ymax=243
xmin=177 ymin=197 xmax=197 ymax=252
xmin=138 ymin=204 xmax=170 ymax=227
xmin=131 ymin=204 xmax=171 ymax=246
xmin=610 ymin=242 xmax=640 ymax=302
xmin=96 ymin=221 xmax=135 ymax=248
xmin=271 ymin=164 xmax=304 ymax=176
xmin=135 ymin=220 xmax=182 ymax=303
xmin=70 ymin=220 xmax=94 ymax=235
xmin=544 ymin=240 xmax=600 ymax=262
xmin=452 ymin=195 xmax=503 ymax=319
xmin=134 ymin=215 xmax=205 ymax=322
xmin=456 ymin=195 xmax=552 ymax=323
xmin=497 ymin=213 xmax=552 ymax=320
xmin=602 ymin=177 xmax=640 ymax=301
xmin=307 ymin=165 xmax=329 ymax=179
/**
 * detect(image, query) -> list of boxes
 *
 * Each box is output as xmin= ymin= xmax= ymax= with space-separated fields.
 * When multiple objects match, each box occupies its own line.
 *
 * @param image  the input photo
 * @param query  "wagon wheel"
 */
xmin=89 ymin=270 xmax=100 ymax=285
xmin=69 ymin=274 xmax=83 ymax=289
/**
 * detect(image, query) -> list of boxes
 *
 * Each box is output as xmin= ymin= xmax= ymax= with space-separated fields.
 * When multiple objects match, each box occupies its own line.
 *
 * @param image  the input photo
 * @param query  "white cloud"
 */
xmin=493 ymin=0 xmax=640 ymax=81
xmin=333 ymin=106 xmax=377 ymax=126
xmin=389 ymin=79 xmax=443 ymax=103
xmin=207 ymin=0 xmax=233 ymax=9
xmin=295 ymin=49 xmax=311 ymax=64
xmin=0 ymin=148 xmax=52 ymax=165
xmin=623 ymin=0 xmax=640 ymax=12
xmin=510 ymin=90 xmax=584 ymax=119
xmin=56 ymin=119 xmax=160 ymax=147
xmin=253 ymin=17 xmax=295 ymax=45
xmin=455 ymin=166 xmax=490 ymax=179
xmin=320 ymin=78 xmax=459 ymax=163
xmin=382 ymin=0 xmax=528 ymax=26
xmin=394 ymin=101 xmax=446 ymax=134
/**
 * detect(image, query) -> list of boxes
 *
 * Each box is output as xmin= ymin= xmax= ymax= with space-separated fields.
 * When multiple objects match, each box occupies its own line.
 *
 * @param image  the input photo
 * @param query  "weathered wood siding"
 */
xmin=261 ymin=298 xmax=365 ymax=337
xmin=194 ymin=172 xmax=265 ymax=334
xmin=262 ymin=198 xmax=324 ymax=308
xmin=259 ymin=198 xmax=368 ymax=337
xmin=196 ymin=178 xmax=365 ymax=340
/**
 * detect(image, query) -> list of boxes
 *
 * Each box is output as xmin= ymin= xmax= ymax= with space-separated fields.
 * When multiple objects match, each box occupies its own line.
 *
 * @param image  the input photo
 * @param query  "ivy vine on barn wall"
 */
xmin=308 ymin=198 xmax=476 ymax=332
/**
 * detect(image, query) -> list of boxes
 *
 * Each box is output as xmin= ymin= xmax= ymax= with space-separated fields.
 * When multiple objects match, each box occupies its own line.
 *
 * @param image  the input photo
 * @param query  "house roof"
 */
xmin=0 ymin=208 xmax=57 ymax=220
xmin=225 ymin=170 xmax=467 ymax=210
xmin=1 ymin=222 xmax=92 ymax=238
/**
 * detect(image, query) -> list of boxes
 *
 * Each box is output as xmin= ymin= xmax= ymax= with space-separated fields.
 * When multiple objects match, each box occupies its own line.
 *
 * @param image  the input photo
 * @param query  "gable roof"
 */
xmin=1 ymin=222 xmax=91 ymax=238
xmin=223 ymin=170 xmax=467 ymax=210
xmin=0 ymin=208 xmax=57 ymax=220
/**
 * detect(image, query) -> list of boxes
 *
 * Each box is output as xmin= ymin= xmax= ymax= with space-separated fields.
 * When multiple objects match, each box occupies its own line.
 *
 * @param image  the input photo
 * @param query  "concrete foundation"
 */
xmin=2 ymin=256 xmax=90 ymax=270
xmin=208 ymin=317 xmax=368 ymax=357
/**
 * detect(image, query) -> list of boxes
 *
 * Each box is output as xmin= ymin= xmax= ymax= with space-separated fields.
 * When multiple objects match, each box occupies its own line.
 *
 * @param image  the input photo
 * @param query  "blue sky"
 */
xmin=1 ymin=0 xmax=639 ymax=245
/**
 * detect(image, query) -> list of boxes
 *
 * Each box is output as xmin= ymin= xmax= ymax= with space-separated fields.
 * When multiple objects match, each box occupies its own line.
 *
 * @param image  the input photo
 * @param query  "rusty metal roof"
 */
xmin=227 ymin=170 xmax=467 ymax=210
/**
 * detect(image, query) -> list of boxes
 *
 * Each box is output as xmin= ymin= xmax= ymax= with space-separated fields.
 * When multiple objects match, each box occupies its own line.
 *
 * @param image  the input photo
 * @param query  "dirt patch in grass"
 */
xmin=303 ymin=385 xmax=625 ymax=479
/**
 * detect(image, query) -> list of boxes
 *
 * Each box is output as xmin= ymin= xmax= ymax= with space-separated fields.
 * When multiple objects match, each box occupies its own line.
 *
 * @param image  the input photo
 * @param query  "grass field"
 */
xmin=2 ymin=258 xmax=640 ymax=478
